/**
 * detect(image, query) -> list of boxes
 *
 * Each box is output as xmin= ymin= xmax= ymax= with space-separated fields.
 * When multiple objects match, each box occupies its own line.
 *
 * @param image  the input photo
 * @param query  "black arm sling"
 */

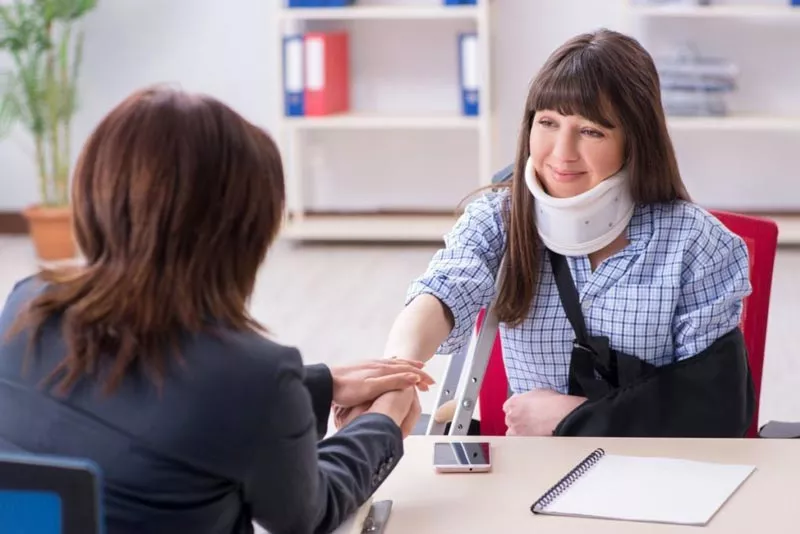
xmin=547 ymin=249 xmax=755 ymax=438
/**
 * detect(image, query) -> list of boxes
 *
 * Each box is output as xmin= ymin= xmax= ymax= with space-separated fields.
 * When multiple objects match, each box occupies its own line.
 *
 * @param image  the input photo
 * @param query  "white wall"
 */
xmin=1 ymin=0 xmax=278 ymax=210
xmin=2 ymin=0 xmax=798 ymax=212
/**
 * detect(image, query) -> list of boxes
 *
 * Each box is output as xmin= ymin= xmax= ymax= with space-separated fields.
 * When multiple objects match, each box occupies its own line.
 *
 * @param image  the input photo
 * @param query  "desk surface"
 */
xmin=371 ymin=436 xmax=799 ymax=533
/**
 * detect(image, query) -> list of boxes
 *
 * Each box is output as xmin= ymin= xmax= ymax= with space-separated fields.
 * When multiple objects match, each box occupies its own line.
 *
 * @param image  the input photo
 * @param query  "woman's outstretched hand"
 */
xmin=330 ymin=358 xmax=434 ymax=408
xmin=330 ymin=358 xmax=430 ymax=437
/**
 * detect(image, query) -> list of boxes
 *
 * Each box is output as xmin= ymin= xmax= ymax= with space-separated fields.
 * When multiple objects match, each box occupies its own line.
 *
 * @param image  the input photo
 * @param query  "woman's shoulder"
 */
xmin=460 ymin=188 xmax=509 ymax=221
xmin=447 ymin=188 xmax=510 ymax=244
xmin=0 ymin=275 xmax=48 ymax=327
xmin=647 ymin=200 xmax=746 ymax=254
xmin=203 ymin=329 xmax=304 ymax=377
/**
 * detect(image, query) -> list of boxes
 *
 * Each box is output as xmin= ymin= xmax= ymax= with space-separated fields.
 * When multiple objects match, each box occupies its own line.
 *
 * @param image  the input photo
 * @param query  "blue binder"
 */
xmin=283 ymin=34 xmax=305 ymax=116
xmin=0 ymin=453 xmax=104 ymax=534
xmin=0 ymin=491 xmax=62 ymax=534
xmin=444 ymin=0 xmax=464 ymax=4
xmin=458 ymin=33 xmax=479 ymax=116
xmin=287 ymin=0 xmax=324 ymax=7
xmin=325 ymin=0 xmax=355 ymax=5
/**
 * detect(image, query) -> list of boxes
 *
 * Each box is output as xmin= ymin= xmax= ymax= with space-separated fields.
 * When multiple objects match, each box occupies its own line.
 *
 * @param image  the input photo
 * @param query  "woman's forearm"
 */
xmin=383 ymin=294 xmax=453 ymax=363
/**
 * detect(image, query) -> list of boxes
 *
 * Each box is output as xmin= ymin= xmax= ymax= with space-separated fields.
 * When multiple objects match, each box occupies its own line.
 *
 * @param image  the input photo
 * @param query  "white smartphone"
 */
xmin=433 ymin=441 xmax=492 ymax=473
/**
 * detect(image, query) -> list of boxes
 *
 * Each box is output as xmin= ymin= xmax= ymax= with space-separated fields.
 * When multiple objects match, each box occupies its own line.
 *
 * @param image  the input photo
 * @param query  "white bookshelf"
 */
xmin=278 ymin=4 xmax=481 ymax=20
xmin=280 ymin=213 xmax=459 ymax=241
xmin=628 ymin=1 xmax=800 ymax=244
xmin=667 ymin=115 xmax=800 ymax=132
xmin=275 ymin=1 xmax=492 ymax=242
xmin=630 ymin=4 xmax=800 ymax=19
xmin=283 ymin=112 xmax=480 ymax=130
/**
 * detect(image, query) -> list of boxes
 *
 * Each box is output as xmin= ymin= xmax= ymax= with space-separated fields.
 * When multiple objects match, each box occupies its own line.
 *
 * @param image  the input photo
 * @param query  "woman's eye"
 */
xmin=538 ymin=119 xmax=555 ymax=128
xmin=582 ymin=129 xmax=604 ymax=138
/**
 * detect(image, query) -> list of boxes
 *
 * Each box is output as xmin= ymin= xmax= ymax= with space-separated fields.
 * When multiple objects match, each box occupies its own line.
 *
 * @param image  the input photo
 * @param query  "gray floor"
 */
xmin=1 ymin=236 xmax=798 ymax=427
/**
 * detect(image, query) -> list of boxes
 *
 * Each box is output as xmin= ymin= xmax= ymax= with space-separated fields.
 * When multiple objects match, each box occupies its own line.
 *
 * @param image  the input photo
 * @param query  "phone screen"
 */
xmin=433 ymin=442 xmax=491 ymax=466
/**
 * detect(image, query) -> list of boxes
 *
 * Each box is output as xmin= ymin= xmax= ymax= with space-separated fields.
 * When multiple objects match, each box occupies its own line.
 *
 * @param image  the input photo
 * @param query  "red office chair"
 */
xmin=477 ymin=210 xmax=779 ymax=438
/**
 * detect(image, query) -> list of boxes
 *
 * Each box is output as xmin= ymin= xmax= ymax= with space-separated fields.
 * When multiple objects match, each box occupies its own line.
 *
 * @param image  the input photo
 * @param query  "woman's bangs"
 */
xmin=530 ymin=54 xmax=617 ymax=129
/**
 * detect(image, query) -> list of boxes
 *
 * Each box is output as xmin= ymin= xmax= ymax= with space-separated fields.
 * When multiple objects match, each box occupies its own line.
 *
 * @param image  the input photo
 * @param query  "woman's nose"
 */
xmin=552 ymin=131 xmax=579 ymax=162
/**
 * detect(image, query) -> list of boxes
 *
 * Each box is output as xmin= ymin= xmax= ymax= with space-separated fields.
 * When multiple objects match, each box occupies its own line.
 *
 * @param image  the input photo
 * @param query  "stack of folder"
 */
xmin=629 ymin=0 xmax=711 ymax=6
xmin=656 ymin=46 xmax=738 ymax=117
xmin=283 ymin=31 xmax=480 ymax=118
xmin=283 ymin=32 xmax=350 ymax=117
xmin=287 ymin=0 xmax=355 ymax=7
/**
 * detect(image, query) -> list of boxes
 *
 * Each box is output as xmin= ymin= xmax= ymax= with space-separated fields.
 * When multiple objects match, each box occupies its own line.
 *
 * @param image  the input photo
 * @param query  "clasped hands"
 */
xmin=330 ymin=358 xmax=434 ymax=437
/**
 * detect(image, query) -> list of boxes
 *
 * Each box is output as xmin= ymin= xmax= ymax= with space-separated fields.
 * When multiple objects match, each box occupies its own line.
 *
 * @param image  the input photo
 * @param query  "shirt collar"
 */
xmin=622 ymin=204 xmax=652 ymax=256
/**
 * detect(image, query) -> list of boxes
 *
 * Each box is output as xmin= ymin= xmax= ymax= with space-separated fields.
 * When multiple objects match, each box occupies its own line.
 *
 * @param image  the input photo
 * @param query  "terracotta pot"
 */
xmin=22 ymin=204 xmax=77 ymax=261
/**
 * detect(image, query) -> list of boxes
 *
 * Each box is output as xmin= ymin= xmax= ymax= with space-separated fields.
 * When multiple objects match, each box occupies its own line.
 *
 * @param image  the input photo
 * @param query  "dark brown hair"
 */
xmin=10 ymin=86 xmax=286 ymax=394
xmin=495 ymin=28 xmax=689 ymax=326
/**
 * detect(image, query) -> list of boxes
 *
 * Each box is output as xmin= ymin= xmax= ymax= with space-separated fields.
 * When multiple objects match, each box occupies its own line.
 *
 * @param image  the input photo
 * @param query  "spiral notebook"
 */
xmin=531 ymin=448 xmax=756 ymax=526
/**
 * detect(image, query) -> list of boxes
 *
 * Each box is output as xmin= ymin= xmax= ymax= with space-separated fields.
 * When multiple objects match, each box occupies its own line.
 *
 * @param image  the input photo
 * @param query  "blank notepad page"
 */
xmin=541 ymin=455 xmax=756 ymax=525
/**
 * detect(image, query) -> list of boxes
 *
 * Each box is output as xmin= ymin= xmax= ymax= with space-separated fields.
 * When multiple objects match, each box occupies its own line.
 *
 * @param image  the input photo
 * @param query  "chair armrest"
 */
xmin=758 ymin=420 xmax=800 ymax=438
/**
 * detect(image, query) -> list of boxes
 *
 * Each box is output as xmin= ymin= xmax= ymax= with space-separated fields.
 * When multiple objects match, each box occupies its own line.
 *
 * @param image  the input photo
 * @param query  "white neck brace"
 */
xmin=524 ymin=156 xmax=634 ymax=257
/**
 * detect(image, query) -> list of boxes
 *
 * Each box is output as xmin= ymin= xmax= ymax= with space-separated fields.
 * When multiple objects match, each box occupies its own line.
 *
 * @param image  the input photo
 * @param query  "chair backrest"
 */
xmin=478 ymin=210 xmax=779 ymax=438
xmin=0 ymin=452 xmax=104 ymax=534
xmin=709 ymin=210 xmax=778 ymax=437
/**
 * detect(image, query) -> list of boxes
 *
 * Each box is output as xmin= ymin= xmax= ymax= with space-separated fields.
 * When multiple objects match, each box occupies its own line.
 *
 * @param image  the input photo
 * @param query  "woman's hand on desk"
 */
xmin=503 ymin=389 xmax=587 ymax=436
xmin=330 ymin=358 xmax=434 ymax=408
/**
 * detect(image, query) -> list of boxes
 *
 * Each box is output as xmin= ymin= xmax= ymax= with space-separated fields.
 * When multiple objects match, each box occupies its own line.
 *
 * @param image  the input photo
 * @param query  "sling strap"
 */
xmin=547 ymin=250 xmax=618 ymax=393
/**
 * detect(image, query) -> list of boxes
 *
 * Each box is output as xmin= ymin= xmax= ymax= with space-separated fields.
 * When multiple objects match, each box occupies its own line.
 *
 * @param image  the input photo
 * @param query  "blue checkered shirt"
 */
xmin=405 ymin=190 xmax=752 ymax=395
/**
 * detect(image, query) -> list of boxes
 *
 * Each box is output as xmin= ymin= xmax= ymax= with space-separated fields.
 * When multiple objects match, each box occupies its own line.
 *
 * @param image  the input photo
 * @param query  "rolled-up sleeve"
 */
xmin=404 ymin=191 xmax=507 ymax=355
xmin=673 ymin=216 xmax=752 ymax=360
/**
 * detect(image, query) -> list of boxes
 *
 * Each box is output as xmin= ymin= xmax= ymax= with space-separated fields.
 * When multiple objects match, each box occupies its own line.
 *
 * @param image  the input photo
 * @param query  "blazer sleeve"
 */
xmin=554 ymin=328 xmax=756 ymax=438
xmin=303 ymin=364 xmax=334 ymax=439
xmin=246 ymin=346 xmax=404 ymax=534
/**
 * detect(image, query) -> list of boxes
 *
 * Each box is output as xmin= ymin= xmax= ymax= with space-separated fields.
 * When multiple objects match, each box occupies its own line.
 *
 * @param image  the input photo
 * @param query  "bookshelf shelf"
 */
xmin=667 ymin=115 xmax=800 ymax=132
xmin=279 ymin=5 xmax=481 ymax=21
xmin=275 ymin=1 xmax=492 ymax=242
xmin=630 ymin=5 xmax=800 ymax=19
xmin=280 ymin=213 xmax=458 ymax=241
xmin=284 ymin=112 xmax=481 ymax=130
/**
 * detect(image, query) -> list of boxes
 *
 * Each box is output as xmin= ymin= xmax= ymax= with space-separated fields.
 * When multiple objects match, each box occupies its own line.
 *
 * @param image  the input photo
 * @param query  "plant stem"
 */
xmin=45 ymin=19 xmax=61 ymax=207
xmin=35 ymin=132 xmax=48 ymax=206
xmin=58 ymin=24 xmax=74 ymax=206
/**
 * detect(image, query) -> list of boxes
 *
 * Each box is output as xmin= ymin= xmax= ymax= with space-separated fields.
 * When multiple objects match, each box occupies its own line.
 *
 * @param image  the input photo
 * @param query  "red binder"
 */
xmin=304 ymin=32 xmax=350 ymax=116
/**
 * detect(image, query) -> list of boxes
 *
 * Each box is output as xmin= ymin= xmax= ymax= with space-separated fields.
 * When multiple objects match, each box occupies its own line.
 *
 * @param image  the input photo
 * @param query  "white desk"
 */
xmin=370 ymin=436 xmax=799 ymax=533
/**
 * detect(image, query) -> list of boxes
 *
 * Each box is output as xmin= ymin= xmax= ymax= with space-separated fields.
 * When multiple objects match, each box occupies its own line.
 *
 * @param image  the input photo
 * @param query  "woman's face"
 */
xmin=529 ymin=109 xmax=626 ymax=199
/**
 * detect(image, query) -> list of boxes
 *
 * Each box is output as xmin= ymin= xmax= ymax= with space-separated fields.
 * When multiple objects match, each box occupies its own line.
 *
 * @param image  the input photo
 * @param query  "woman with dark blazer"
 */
xmin=0 ymin=86 xmax=433 ymax=534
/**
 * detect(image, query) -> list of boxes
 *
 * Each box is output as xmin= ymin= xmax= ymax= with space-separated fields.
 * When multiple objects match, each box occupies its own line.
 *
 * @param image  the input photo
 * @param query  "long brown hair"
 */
xmin=495 ymin=29 xmax=689 ymax=327
xmin=10 ymin=86 xmax=286 ymax=394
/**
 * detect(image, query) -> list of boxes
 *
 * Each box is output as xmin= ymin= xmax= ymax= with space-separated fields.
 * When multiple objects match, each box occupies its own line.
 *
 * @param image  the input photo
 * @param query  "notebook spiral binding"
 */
xmin=531 ymin=448 xmax=606 ymax=514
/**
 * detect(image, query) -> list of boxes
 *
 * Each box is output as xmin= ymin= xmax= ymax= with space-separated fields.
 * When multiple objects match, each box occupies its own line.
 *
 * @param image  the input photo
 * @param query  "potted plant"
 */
xmin=0 ymin=0 xmax=98 ymax=261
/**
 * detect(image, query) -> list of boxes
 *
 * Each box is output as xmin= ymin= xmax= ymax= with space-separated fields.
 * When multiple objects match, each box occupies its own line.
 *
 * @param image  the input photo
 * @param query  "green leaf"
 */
xmin=0 ymin=0 xmax=98 ymax=204
xmin=0 ymin=90 xmax=19 ymax=137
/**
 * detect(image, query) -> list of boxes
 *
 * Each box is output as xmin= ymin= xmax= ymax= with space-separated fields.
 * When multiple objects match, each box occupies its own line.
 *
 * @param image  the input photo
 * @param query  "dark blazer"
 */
xmin=0 ymin=277 xmax=403 ymax=534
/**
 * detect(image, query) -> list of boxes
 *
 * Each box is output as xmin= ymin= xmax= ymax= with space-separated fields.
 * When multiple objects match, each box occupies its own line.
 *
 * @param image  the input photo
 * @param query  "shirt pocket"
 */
xmin=590 ymin=284 xmax=681 ymax=359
